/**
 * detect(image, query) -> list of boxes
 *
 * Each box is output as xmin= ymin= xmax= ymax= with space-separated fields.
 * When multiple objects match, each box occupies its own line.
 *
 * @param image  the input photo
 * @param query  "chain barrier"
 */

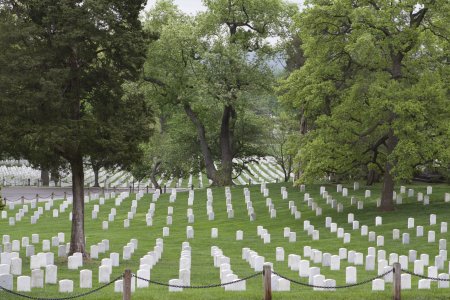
xmin=0 ymin=274 xmax=123 ymax=300
xmin=401 ymin=269 xmax=450 ymax=281
xmin=132 ymin=271 xmax=262 ymax=289
xmin=271 ymin=269 xmax=394 ymax=289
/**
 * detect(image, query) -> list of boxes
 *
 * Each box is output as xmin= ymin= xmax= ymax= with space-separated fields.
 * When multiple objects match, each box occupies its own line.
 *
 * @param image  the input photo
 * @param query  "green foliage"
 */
xmin=280 ymin=0 xmax=450 ymax=185
xmin=141 ymin=0 xmax=296 ymax=184
xmin=0 ymin=0 xmax=153 ymax=168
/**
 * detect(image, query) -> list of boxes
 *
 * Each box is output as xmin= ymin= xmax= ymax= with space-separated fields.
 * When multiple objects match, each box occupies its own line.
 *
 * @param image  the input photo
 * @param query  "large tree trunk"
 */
xmin=41 ymin=169 xmax=50 ymax=186
xmin=380 ymin=129 xmax=398 ymax=211
xmin=217 ymin=105 xmax=235 ymax=186
xmin=92 ymin=164 xmax=100 ymax=187
xmin=69 ymin=154 xmax=87 ymax=257
xmin=184 ymin=104 xmax=219 ymax=183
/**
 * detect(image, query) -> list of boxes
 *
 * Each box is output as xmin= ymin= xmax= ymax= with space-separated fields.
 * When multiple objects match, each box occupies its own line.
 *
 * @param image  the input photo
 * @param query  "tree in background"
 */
xmin=0 ymin=1 xmax=152 ymax=256
xmin=0 ymin=186 xmax=4 ymax=211
xmin=268 ymin=111 xmax=297 ymax=182
xmin=280 ymin=0 xmax=450 ymax=211
xmin=143 ymin=0 xmax=296 ymax=186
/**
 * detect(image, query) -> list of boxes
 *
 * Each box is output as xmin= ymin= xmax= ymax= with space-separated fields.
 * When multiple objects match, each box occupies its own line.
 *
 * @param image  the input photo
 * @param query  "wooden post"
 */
xmin=393 ymin=262 xmax=401 ymax=300
xmin=21 ymin=196 xmax=25 ymax=205
xmin=51 ymin=192 xmax=54 ymax=200
xmin=263 ymin=263 xmax=272 ymax=300
xmin=123 ymin=269 xmax=131 ymax=300
xmin=36 ymin=194 xmax=39 ymax=204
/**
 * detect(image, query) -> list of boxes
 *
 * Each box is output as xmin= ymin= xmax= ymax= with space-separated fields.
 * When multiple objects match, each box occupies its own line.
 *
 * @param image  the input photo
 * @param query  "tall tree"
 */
xmin=268 ymin=111 xmax=297 ymax=182
xmin=144 ymin=0 xmax=296 ymax=186
xmin=280 ymin=0 xmax=450 ymax=211
xmin=0 ymin=0 xmax=152 ymax=256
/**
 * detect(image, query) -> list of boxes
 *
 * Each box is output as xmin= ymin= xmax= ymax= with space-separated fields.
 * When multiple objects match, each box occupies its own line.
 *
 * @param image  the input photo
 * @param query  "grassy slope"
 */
xmin=1 ymin=182 xmax=450 ymax=299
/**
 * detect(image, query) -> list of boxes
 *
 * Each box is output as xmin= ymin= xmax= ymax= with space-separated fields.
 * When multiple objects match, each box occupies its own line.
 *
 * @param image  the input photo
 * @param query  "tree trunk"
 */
xmin=150 ymin=160 xmax=161 ymax=192
xmin=184 ymin=103 xmax=219 ymax=183
xmin=69 ymin=154 xmax=87 ymax=257
xmin=92 ymin=164 xmax=100 ymax=187
xmin=217 ymin=105 xmax=235 ymax=186
xmin=366 ymin=169 xmax=377 ymax=186
xmin=284 ymin=156 xmax=293 ymax=182
xmin=41 ymin=169 xmax=50 ymax=186
xmin=51 ymin=170 xmax=60 ymax=187
xmin=380 ymin=129 xmax=398 ymax=211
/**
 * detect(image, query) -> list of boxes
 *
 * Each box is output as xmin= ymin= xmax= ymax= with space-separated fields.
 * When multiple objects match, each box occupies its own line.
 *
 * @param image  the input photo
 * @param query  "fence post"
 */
xmin=393 ymin=262 xmax=401 ymax=300
xmin=263 ymin=263 xmax=272 ymax=300
xmin=123 ymin=269 xmax=131 ymax=300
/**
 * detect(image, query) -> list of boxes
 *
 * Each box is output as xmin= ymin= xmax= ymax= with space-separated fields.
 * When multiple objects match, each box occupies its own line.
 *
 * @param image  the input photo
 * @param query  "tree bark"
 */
xmin=380 ymin=129 xmax=398 ymax=211
xmin=40 ymin=169 xmax=49 ymax=186
xmin=92 ymin=164 xmax=100 ymax=187
xmin=366 ymin=169 xmax=378 ymax=186
xmin=150 ymin=160 xmax=161 ymax=192
xmin=183 ymin=103 xmax=219 ymax=183
xmin=217 ymin=105 xmax=235 ymax=186
xmin=284 ymin=155 xmax=293 ymax=182
xmin=50 ymin=170 xmax=60 ymax=187
xmin=69 ymin=154 xmax=87 ymax=257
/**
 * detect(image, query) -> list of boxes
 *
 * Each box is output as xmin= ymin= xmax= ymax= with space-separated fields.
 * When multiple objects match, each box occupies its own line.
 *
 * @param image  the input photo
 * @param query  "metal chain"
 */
xmin=132 ymin=271 xmax=262 ymax=289
xmin=0 ymin=274 xmax=123 ymax=300
xmin=401 ymin=269 xmax=450 ymax=281
xmin=271 ymin=269 xmax=393 ymax=289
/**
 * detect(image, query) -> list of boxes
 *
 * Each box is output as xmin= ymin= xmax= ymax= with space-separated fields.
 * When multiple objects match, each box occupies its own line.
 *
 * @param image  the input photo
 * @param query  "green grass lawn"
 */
xmin=1 ymin=182 xmax=450 ymax=299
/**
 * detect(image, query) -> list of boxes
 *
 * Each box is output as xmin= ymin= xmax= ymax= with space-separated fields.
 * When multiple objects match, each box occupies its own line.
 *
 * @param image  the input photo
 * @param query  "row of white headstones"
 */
xmin=1 ymin=183 xmax=450 ymax=293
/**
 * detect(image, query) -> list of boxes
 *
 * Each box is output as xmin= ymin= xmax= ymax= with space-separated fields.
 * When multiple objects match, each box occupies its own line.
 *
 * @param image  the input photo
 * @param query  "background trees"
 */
xmin=279 ymin=0 xmax=450 ymax=210
xmin=0 ymin=0 xmax=152 ymax=255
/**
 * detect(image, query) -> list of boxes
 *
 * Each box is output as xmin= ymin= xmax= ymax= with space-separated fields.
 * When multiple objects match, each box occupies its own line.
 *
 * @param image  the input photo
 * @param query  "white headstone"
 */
xmin=59 ymin=279 xmax=74 ymax=293
xmin=45 ymin=265 xmax=57 ymax=284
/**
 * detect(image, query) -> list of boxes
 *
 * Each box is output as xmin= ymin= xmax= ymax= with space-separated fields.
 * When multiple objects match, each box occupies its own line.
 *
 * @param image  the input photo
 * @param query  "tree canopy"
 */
xmin=279 ymin=0 xmax=450 ymax=210
xmin=0 ymin=0 xmax=153 ymax=255
xmin=142 ymin=0 xmax=297 ymax=186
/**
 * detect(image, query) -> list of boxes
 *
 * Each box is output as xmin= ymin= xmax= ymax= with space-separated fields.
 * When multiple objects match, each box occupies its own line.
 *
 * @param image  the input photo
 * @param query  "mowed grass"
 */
xmin=1 ymin=182 xmax=450 ymax=299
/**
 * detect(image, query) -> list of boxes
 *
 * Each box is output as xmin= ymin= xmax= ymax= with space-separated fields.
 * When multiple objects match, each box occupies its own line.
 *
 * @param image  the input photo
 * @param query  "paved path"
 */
xmin=1 ymin=186 xmax=189 ymax=202
xmin=1 ymin=186 xmax=144 ymax=202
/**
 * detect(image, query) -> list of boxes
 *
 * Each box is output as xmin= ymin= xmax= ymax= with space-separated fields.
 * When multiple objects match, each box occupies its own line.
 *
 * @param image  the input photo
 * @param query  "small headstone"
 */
xmin=402 ymin=233 xmax=410 ymax=245
xmin=98 ymin=265 xmax=110 ymax=283
xmin=408 ymin=250 xmax=417 ymax=262
xmin=0 ymin=273 xmax=13 ymax=290
xmin=45 ymin=265 xmax=57 ymax=284
xmin=31 ymin=269 xmax=44 ymax=288
xmin=418 ymin=279 xmax=431 ymax=289
xmin=345 ymin=266 xmax=356 ymax=284
xmin=80 ymin=269 xmax=92 ymax=288
xmin=59 ymin=279 xmax=74 ymax=293
xmin=428 ymin=231 xmax=435 ymax=243
xmin=17 ymin=276 xmax=31 ymax=292
xmin=414 ymin=260 xmax=424 ymax=275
